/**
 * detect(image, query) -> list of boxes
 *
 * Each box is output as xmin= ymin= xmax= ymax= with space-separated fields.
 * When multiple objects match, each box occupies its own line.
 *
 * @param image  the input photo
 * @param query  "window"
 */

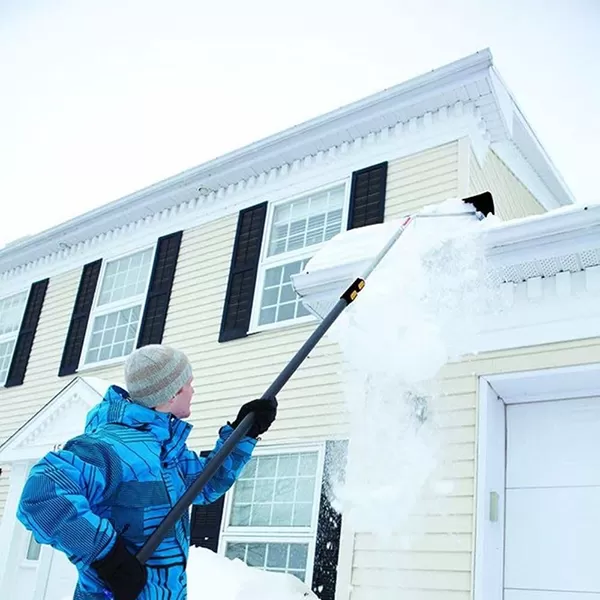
xmin=82 ymin=247 xmax=154 ymax=366
xmin=220 ymin=447 xmax=324 ymax=583
xmin=25 ymin=533 xmax=41 ymax=561
xmin=253 ymin=183 xmax=348 ymax=329
xmin=0 ymin=290 xmax=28 ymax=385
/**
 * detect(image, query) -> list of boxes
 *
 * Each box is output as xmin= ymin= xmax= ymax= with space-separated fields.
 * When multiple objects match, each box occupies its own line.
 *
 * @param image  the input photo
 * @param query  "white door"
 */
xmin=504 ymin=397 xmax=600 ymax=599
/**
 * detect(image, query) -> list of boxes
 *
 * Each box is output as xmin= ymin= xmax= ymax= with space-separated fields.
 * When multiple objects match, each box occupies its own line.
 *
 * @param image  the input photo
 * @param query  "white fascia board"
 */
xmin=0 ymin=108 xmax=485 ymax=290
xmin=0 ymin=51 xmax=494 ymax=269
xmin=484 ymin=202 xmax=600 ymax=251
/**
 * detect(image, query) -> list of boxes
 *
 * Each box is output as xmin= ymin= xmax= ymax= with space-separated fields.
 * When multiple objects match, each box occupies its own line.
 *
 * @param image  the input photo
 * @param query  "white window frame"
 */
xmin=0 ymin=288 xmax=29 ymax=386
xmin=79 ymin=244 xmax=156 ymax=370
xmin=249 ymin=179 xmax=351 ymax=334
xmin=218 ymin=442 xmax=326 ymax=585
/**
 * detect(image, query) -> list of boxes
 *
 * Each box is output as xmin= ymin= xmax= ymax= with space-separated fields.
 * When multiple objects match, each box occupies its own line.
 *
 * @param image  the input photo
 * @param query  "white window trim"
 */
xmin=77 ymin=243 xmax=156 ymax=371
xmin=217 ymin=441 xmax=327 ymax=585
xmin=0 ymin=288 xmax=29 ymax=386
xmin=248 ymin=178 xmax=352 ymax=334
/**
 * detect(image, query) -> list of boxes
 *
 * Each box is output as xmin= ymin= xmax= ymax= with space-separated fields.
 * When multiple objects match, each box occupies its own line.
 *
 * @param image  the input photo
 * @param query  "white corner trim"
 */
xmin=457 ymin=137 xmax=471 ymax=197
xmin=0 ymin=105 xmax=488 ymax=293
xmin=334 ymin=517 xmax=355 ymax=600
xmin=0 ymin=461 xmax=29 ymax=592
xmin=473 ymin=377 xmax=505 ymax=600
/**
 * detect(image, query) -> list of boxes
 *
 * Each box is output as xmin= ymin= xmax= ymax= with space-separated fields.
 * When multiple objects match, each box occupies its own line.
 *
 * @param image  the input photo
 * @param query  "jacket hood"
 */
xmin=84 ymin=384 xmax=193 ymax=463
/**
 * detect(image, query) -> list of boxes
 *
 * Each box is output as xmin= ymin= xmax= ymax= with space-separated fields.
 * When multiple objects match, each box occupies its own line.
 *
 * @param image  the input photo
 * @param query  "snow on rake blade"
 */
xmin=291 ymin=194 xmax=495 ymax=319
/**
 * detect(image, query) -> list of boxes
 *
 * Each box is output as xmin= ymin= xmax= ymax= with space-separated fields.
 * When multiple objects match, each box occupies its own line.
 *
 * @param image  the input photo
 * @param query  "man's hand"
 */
xmin=230 ymin=396 xmax=278 ymax=438
xmin=92 ymin=536 xmax=147 ymax=600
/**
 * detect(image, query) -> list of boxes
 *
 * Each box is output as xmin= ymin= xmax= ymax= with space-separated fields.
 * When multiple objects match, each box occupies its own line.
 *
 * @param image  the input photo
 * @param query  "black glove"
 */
xmin=229 ymin=396 xmax=277 ymax=438
xmin=92 ymin=536 xmax=147 ymax=600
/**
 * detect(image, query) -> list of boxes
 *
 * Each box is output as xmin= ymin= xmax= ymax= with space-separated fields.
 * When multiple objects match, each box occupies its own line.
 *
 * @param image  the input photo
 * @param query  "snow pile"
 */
xmin=186 ymin=546 xmax=318 ymax=599
xmin=323 ymin=198 xmax=502 ymax=533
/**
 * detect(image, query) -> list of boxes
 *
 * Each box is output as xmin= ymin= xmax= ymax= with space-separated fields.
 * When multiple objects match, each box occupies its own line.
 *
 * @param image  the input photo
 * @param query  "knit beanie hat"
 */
xmin=124 ymin=344 xmax=193 ymax=409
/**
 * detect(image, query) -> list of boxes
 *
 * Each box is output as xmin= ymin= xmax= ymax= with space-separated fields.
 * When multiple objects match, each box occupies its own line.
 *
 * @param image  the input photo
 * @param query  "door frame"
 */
xmin=473 ymin=362 xmax=600 ymax=600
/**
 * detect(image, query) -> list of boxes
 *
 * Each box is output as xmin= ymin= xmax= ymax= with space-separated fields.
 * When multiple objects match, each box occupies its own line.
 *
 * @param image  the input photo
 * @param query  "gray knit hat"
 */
xmin=124 ymin=344 xmax=193 ymax=409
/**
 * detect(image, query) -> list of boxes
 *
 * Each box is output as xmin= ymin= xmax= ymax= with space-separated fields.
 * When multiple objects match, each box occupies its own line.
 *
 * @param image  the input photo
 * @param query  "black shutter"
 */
xmin=347 ymin=162 xmax=388 ymax=229
xmin=219 ymin=202 xmax=268 ymax=342
xmin=58 ymin=259 xmax=102 ymax=376
xmin=5 ymin=278 xmax=49 ymax=387
xmin=137 ymin=230 xmax=183 ymax=347
xmin=190 ymin=451 xmax=226 ymax=551
xmin=312 ymin=440 xmax=349 ymax=600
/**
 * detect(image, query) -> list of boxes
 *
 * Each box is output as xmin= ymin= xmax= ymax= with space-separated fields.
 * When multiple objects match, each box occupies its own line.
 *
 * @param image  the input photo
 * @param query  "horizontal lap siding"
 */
xmin=469 ymin=148 xmax=546 ymax=219
xmin=385 ymin=142 xmax=459 ymax=219
xmin=350 ymin=338 xmax=600 ymax=599
xmin=158 ymin=214 xmax=348 ymax=449
xmin=0 ymin=269 xmax=132 ymax=515
xmin=349 ymin=145 xmax=589 ymax=599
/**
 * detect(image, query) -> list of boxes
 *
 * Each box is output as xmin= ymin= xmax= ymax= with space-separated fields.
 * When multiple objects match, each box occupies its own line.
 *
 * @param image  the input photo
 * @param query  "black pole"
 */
xmin=136 ymin=282 xmax=360 ymax=564
xmin=136 ymin=190 xmax=495 ymax=564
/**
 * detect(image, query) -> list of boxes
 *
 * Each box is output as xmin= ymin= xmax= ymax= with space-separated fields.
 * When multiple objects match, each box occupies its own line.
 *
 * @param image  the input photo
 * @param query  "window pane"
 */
xmin=26 ymin=534 xmax=41 ymax=561
xmin=272 ymin=502 xmax=293 ymax=526
xmin=0 ymin=291 xmax=28 ymax=336
xmin=258 ymin=259 xmax=310 ymax=326
xmin=228 ymin=452 xmax=319 ymax=528
xmin=0 ymin=339 xmax=16 ymax=384
xmin=267 ymin=185 xmax=345 ymax=257
xmin=97 ymin=248 xmax=153 ymax=306
xmin=225 ymin=543 xmax=246 ymax=562
xmin=230 ymin=504 xmax=251 ymax=526
xmin=224 ymin=542 xmax=309 ymax=582
xmin=84 ymin=306 xmax=141 ymax=364
xmin=292 ymin=502 xmax=313 ymax=527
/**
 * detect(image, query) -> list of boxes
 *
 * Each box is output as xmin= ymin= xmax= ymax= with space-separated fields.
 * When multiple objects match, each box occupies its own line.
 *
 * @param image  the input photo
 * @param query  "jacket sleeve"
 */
xmin=16 ymin=437 xmax=119 ymax=569
xmin=177 ymin=424 xmax=257 ymax=505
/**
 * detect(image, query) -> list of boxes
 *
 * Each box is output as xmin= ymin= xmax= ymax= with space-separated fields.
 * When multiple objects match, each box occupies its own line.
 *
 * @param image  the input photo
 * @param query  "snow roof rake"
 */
xmin=135 ymin=191 xmax=494 ymax=565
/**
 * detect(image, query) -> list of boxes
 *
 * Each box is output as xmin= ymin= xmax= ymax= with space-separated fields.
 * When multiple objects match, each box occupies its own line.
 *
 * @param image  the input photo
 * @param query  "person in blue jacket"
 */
xmin=16 ymin=344 xmax=277 ymax=600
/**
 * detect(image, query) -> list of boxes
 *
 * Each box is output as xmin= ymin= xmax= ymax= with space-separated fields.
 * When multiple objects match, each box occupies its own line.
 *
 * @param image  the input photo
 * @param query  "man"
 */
xmin=16 ymin=344 xmax=277 ymax=600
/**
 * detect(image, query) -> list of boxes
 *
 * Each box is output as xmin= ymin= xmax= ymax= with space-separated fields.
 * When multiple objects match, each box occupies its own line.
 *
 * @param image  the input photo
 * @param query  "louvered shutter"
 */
xmin=219 ymin=202 xmax=268 ymax=342
xmin=347 ymin=162 xmax=388 ymax=229
xmin=5 ymin=278 xmax=49 ymax=387
xmin=58 ymin=259 xmax=102 ymax=376
xmin=137 ymin=230 xmax=183 ymax=347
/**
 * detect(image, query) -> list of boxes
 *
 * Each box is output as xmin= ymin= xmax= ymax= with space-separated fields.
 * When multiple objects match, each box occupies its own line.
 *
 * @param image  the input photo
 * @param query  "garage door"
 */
xmin=505 ymin=397 xmax=600 ymax=599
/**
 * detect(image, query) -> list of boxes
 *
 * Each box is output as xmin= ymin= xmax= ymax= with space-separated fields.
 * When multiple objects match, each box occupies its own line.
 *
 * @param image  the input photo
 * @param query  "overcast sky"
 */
xmin=1 ymin=0 xmax=598 ymax=247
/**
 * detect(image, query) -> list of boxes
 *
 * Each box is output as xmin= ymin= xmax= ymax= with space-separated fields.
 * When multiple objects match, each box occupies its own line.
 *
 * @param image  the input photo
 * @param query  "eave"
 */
xmin=0 ymin=48 xmax=574 ymax=277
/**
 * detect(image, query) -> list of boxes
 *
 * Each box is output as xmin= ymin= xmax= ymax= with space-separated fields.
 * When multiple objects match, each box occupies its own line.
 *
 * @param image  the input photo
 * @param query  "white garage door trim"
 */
xmin=473 ymin=362 xmax=600 ymax=600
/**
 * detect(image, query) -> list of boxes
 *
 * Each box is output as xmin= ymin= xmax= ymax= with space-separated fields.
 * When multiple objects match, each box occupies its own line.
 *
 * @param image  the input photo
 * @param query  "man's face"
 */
xmin=169 ymin=379 xmax=194 ymax=419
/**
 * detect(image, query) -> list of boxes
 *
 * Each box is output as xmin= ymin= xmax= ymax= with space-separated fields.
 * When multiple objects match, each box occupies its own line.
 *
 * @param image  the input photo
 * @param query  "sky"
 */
xmin=1 ymin=0 xmax=598 ymax=247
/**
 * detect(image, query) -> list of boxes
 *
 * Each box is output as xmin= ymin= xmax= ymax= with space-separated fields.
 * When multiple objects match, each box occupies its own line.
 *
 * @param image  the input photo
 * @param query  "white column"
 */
xmin=0 ymin=461 xmax=29 ymax=594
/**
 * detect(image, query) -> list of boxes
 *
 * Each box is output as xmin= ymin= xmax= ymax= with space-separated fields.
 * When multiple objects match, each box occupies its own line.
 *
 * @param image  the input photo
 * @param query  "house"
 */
xmin=0 ymin=47 xmax=597 ymax=600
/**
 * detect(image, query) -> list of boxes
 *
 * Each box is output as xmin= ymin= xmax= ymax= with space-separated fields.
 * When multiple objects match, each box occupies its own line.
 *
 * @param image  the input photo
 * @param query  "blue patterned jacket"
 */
xmin=16 ymin=385 xmax=257 ymax=599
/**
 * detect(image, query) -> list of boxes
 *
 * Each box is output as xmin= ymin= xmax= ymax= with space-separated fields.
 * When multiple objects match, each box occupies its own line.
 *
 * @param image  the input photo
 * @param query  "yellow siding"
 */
xmin=469 ymin=147 xmax=546 ymax=220
xmin=349 ymin=337 xmax=600 ymax=600
xmin=385 ymin=142 xmax=459 ymax=219
xmin=0 ymin=138 xmax=589 ymax=600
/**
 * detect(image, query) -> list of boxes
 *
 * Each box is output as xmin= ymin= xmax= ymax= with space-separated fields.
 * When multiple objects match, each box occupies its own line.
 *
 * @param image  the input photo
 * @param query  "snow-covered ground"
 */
xmin=186 ymin=546 xmax=317 ymax=599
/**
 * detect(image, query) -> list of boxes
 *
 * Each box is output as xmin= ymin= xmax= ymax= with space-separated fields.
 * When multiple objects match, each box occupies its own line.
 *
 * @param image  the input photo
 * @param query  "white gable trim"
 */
xmin=0 ymin=377 xmax=108 ymax=463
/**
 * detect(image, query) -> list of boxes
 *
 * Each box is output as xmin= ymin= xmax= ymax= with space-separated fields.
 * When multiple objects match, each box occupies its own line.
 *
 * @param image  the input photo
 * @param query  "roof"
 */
xmin=291 ymin=199 xmax=600 ymax=318
xmin=0 ymin=48 xmax=576 ymax=275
